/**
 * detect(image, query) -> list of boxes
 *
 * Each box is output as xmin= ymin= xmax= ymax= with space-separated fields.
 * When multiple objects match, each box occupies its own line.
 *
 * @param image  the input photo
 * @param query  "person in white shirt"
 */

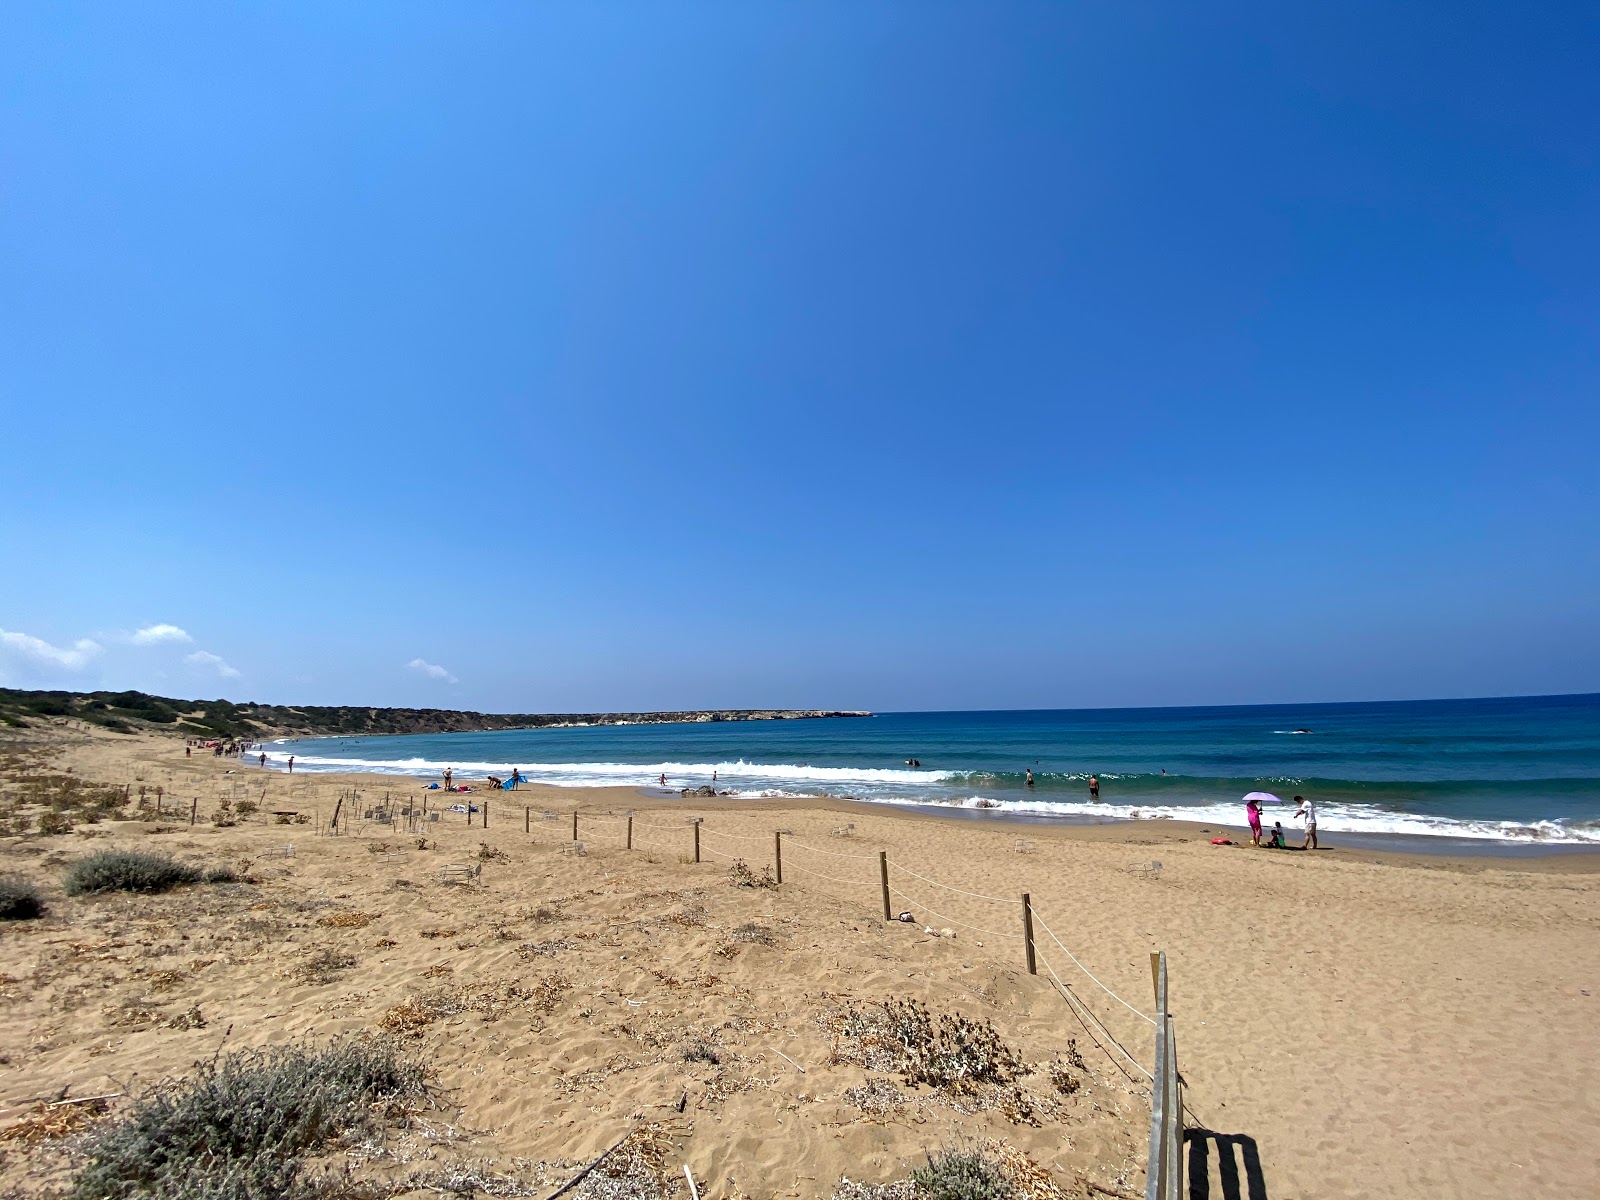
xmin=1294 ymin=794 xmax=1318 ymax=850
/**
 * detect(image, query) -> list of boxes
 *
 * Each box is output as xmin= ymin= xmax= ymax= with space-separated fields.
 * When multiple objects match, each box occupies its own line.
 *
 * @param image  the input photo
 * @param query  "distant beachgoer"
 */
xmin=1294 ymin=794 xmax=1318 ymax=850
xmin=259 ymin=753 xmax=266 ymax=767
xmin=1246 ymin=797 xmax=1262 ymax=846
xmin=1089 ymin=775 xmax=1100 ymax=801
xmin=659 ymin=773 xmax=667 ymax=786
xmin=712 ymin=770 xmax=717 ymax=783
xmin=288 ymin=755 xmax=295 ymax=773
xmin=444 ymin=767 xmax=453 ymax=790
xmin=1025 ymin=769 xmax=1034 ymax=787
xmin=185 ymin=746 xmax=191 ymax=758
xmin=512 ymin=768 xmax=522 ymax=789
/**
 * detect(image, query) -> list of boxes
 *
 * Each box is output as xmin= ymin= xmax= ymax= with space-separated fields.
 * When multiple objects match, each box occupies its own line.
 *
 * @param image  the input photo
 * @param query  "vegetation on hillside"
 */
xmin=0 ymin=686 xmax=869 ymax=740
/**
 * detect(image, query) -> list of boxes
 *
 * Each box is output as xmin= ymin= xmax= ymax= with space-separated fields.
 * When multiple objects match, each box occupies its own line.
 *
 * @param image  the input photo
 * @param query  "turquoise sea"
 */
xmin=266 ymin=693 xmax=1600 ymax=845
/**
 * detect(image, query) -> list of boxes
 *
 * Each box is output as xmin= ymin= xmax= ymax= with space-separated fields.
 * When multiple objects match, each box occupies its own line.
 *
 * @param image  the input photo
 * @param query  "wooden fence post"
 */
xmin=330 ymin=795 xmax=343 ymax=833
xmin=525 ymin=806 xmax=530 ymax=834
xmin=627 ymin=814 xmax=633 ymax=850
xmin=190 ymin=797 xmax=198 ymax=826
xmin=484 ymin=800 xmax=489 ymax=829
xmin=694 ymin=820 xmax=701 ymax=864
xmin=774 ymin=831 xmax=783 ymax=884
xmin=879 ymin=851 xmax=891 ymax=921
xmin=1021 ymin=893 xmax=1037 ymax=975
xmin=572 ymin=811 xmax=579 ymax=841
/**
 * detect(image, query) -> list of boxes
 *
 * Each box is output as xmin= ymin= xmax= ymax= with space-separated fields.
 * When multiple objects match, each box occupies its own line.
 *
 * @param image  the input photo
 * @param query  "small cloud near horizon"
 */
xmin=185 ymin=650 xmax=241 ymax=679
xmin=0 ymin=627 xmax=103 ymax=673
xmin=132 ymin=623 xmax=193 ymax=645
xmin=407 ymin=657 xmax=458 ymax=685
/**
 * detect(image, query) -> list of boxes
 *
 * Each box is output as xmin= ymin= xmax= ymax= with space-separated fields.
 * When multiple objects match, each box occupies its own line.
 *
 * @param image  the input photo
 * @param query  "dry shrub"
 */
xmin=420 ymin=964 xmax=454 ymax=979
xmin=146 ymin=969 xmax=187 ymax=992
xmin=69 ymin=1039 xmax=426 ymax=1200
xmin=315 ymin=912 xmax=379 ymax=929
xmin=476 ymin=842 xmax=508 ymax=862
xmin=731 ymin=922 xmax=776 ymax=945
xmin=419 ymin=928 xmax=457 ymax=939
xmin=0 ymin=875 xmax=44 ymax=921
xmin=64 ymin=851 xmax=200 ymax=896
xmin=728 ymin=860 xmax=777 ymax=889
xmin=373 ymin=937 xmax=399 ymax=949
xmin=911 ymin=1146 xmax=1014 ymax=1200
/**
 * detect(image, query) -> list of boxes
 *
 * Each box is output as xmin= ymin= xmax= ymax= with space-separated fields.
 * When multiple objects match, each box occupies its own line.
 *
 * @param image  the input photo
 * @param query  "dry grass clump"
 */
xmin=477 ymin=842 xmax=509 ymax=862
xmin=421 ymin=964 xmax=454 ymax=979
xmin=569 ymin=1122 xmax=677 ymax=1200
xmin=516 ymin=937 xmax=577 ymax=959
xmin=680 ymin=1037 xmax=721 ymax=1065
xmin=294 ymin=948 xmax=358 ymax=985
xmin=68 ymin=1038 xmax=427 ymax=1200
xmin=727 ymin=860 xmax=777 ymax=889
xmin=1 ymin=1098 xmax=110 ymax=1146
xmin=63 ymin=850 xmax=201 ymax=895
xmin=0 ymin=875 xmax=45 ymax=920
xmin=419 ymin=928 xmax=458 ymax=939
xmin=730 ymin=922 xmax=777 ymax=946
xmin=316 ymin=911 xmax=380 ymax=929
xmin=378 ymin=975 xmax=563 ymax=1035
xmin=843 ymin=1077 xmax=904 ymax=1117
xmin=826 ymin=998 xmax=1029 ymax=1095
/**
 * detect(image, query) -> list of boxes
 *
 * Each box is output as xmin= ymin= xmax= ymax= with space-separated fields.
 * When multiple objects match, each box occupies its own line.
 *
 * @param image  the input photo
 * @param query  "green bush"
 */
xmin=0 ymin=875 xmax=44 ymax=920
xmin=71 ymin=1039 xmax=428 ymax=1200
xmin=910 ymin=1149 xmax=1013 ymax=1200
xmin=64 ymin=851 xmax=202 ymax=896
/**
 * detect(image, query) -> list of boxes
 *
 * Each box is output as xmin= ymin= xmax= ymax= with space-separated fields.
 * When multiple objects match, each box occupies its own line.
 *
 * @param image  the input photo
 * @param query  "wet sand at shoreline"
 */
xmin=3 ymin=727 xmax=1597 ymax=1199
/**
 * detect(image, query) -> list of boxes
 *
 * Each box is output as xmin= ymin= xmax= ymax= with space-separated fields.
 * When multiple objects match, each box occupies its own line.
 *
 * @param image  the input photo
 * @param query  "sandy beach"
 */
xmin=2 ymin=726 xmax=1597 ymax=1199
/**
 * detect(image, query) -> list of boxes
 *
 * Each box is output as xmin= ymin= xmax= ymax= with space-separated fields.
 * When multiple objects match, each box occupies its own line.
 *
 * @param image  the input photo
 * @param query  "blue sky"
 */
xmin=2 ymin=2 xmax=1596 ymax=712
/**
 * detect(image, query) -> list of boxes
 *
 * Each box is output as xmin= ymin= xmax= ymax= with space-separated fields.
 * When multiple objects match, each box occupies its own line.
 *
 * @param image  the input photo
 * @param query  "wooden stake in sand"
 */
xmin=190 ymin=797 xmax=197 ymax=826
xmin=774 ymin=831 xmax=783 ymax=884
xmin=1022 ymin=892 xmax=1037 ymax=975
xmin=694 ymin=819 xmax=701 ymax=864
xmin=627 ymin=814 xmax=633 ymax=850
xmin=484 ymin=800 xmax=489 ymax=829
xmin=572 ymin=810 xmax=579 ymax=841
xmin=879 ymin=851 xmax=891 ymax=920
xmin=525 ymin=806 xmax=530 ymax=834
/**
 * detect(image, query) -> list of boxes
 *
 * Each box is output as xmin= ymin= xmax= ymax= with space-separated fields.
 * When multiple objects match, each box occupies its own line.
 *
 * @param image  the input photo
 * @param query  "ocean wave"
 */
xmin=255 ymin=750 xmax=953 ymax=786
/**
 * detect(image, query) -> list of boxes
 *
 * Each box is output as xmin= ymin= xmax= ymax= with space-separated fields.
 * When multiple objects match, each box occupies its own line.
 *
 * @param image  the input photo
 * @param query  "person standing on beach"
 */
xmin=1246 ymin=796 xmax=1263 ymax=846
xmin=259 ymin=753 xmax=266 ymax=768
xmin=1294 ymin=794 xmax=1318 ymax=850
xmin=444 ymin=767 xmax=453 ymax=791
xmin=288 ymin=755 xmax=295 ymax=773
xmin=1089 ymin=774 xmax=1100 ymax=801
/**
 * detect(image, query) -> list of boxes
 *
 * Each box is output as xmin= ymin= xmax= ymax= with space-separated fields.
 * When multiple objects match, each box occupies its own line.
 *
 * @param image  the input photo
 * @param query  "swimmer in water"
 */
xmin=1025 ymin=769 xmax=1035 ymax=786
xmin=1089 ymin=774 xmax=1099 ymax=800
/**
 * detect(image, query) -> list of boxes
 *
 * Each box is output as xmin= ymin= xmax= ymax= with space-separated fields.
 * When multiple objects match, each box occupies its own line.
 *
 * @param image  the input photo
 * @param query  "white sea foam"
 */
xmin=850 ymin=796 xmax=1600 ymax=844
xmin=258 ymin=749 xmax=1600 ymax=845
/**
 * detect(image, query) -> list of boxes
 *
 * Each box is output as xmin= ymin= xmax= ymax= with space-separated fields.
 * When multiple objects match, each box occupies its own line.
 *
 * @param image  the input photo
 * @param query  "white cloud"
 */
xmin=185 ymin=650 xmax=241 ymax=679
xmin=407 ymin=657 xmax=458 ymax=684
xmin=0 ymin=628 xmax=103 ymax=671
xmin=132 ymin=623 xmax=192 ymax=646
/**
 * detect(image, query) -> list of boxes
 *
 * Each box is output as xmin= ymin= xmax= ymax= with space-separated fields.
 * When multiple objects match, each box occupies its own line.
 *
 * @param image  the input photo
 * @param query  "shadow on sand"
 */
xmin=1186 ymin=1128 xmax=1269 ymax=1200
